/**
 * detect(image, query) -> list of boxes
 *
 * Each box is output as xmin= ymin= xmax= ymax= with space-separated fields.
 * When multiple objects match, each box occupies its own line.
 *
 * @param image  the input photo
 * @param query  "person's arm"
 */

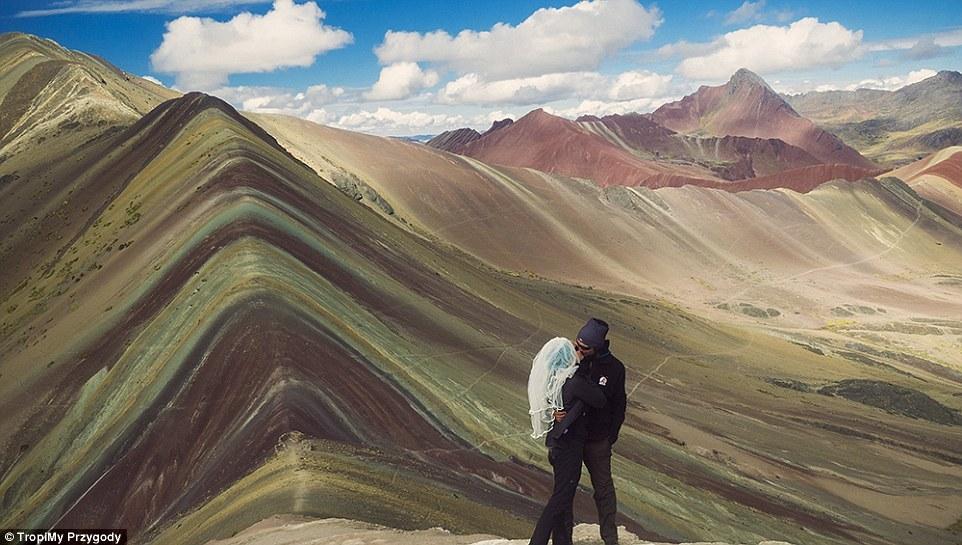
xmin=549 ymin=375 xmax=608 ymax=439
xmin=609 ymin=363 xmax=627 ymax=445
xmin=570 ymin=374 xmax=607 ymax=408
xmin=549 ymin=399 xmax=584 ymax=440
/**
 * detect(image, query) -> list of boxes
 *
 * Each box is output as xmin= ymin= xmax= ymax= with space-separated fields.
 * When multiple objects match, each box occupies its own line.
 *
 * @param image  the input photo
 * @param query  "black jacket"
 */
xmin=583 ymin=340 xmax=627 ymax=444
xmin=545 ymin=366 xmax=606 ymax=448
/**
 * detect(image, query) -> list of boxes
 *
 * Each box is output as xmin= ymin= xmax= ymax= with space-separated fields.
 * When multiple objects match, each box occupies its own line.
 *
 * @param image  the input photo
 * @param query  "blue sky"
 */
xmin=2 ymin=0 xmax=961 ymax=135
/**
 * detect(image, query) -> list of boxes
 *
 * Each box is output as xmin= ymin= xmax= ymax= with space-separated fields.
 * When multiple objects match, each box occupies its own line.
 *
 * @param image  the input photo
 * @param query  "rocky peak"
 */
xmin=728 ymin=68 xmax=775 ymax=93
xmin=933 ymin=70 xmax=962 ymax=85
xmin=483 ymin=118 xmax=514 ymax=136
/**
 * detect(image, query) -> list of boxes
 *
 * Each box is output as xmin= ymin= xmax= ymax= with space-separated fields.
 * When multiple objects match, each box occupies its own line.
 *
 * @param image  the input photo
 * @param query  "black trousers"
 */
xmin=528 ymin=442 xmax=583 ymax=545
xmin=584 ymin=438 xmax=618 ymax=544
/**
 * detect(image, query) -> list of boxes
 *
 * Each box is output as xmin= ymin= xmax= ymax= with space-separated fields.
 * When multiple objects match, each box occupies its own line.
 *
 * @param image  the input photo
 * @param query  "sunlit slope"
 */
xmin=0 ymin=32 xmax=179 ymax=300
xmin=786 ymin=71 xmax=962 ymax=166
xmin=0 ymin=91 xmax=959 ymax=545
xmin=0 ymin=92 xmax=580 ymax=541
xmin=247 ymin=111 xmax=962 ymax=545
xmin=0 ymin=32 xmax=178 ymax=169
xmin=889 ymin=146 xmax=962 ymax=216
xmin=250 ymin=113 xmax=962 ymax=370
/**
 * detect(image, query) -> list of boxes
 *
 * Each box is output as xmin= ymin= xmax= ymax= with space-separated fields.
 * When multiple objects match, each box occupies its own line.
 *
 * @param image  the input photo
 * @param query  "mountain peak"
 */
xmin=484 ymin=118 xmax=514 ymax=135
xmin=514 ymin=107 xmax=567 ymax=127
xmin=728 ymin=68 xmax=773 ymax=92
xmin=933 ymin=70 xmax=962 ymax=84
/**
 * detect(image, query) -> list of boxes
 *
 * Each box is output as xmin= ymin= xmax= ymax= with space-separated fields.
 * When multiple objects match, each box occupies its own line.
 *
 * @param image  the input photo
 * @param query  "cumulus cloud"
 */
xmin=365 ymin=62 xmax=440 ymax=101
xmin=674 ymin=18 xmax=863 ymax=80
xmin=838 ymin=68 xmax=938 ymax=91
xmin=724 ymin=0 xmax=765 ymax=25
xmin=900 ymin=38 xmax=948 ymax=61
xmin=607 ymin=70 xmax=673 ymax=100
xmin=212 ymin=83 xmax=345 ymax=121
xmin=150 ymin=0 xmax=352 ymax=90
xmin=373 ymin=0 xmax=662 ymax=80
xmin=438 ymin=72 xmax=607 ymax=105
xmin=140 ymin=75 xmax=164 ymax=85
xmin=436 ymin=69 xmax=676 ymax=107
xmin=775 ymin=68 xmax=938 ymax=94
xmin=547 ymin=95 xmax=682 ymax=118
xmin=16 ymin=0 xmax=267 ymax=17
xmin=864 ymin=28 xmax=962 ymax=53
xmin=656 ymin=40 xmax=719 ymax=60
xmin=334 ymin=107 xmax=467 ymax=135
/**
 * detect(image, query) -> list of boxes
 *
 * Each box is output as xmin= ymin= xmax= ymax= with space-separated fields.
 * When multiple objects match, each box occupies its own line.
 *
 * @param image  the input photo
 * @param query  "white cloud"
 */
xmin=725 ymin=0 xmax=765 ymax=25
xmin=16 ymin=0 xmax=268 ymax=17
xmin=305 ymin=108 xmax=334 ymax=124
xmin=373 ymin=0 xmax=662 ymax=80
xmin=900 ymin=38 xmax=947 ymax=61
xmin=607 ymin=70 xmax=673 ymax=100
xmin=864 ymin=28 xmax=962 ymax=53
xmin=831 ymin=69 xmax=937 ymax=92
xmin=150 ymin=0 xmax=352 ymax=90
xmin=775 ymin=68 xmax=938 ymax=94
xmin=436 ymin=69 xmax=676 ymax=106
xmin=675 ymin=18 xmax=864 ymax=80
xmin=334 ymin=107 xmax=467 ymax=135
xmin=547 ymin=95 xmax=682 ymax=118
xmin=438 ymin=72 xmax=608 ymax=105
xmin=365 ymin=62 xmax=440 ymax=101
xmin=212 ymin=83 xmax=345 ymax=116
xmin=657 ymin=39 xmax=719 ymax=60
xmin=850 ymin=68 xmax=938 ymax=91
xmin=140 ymin=75 xmax=164 ymax=85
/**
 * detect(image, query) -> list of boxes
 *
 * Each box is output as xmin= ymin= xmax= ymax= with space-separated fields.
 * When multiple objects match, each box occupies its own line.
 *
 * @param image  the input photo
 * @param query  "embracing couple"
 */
xmin=527 ymin=318 xmax=627 ymax=545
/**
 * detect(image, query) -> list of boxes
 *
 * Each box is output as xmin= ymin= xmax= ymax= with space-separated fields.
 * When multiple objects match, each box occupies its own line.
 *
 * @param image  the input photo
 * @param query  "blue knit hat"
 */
xmin=577 ymin=318 xmax=609 ymax=350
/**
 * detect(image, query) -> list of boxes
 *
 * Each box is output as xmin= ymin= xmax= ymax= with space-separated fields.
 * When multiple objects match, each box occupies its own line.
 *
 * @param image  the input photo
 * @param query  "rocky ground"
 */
xmin=204 ymin=516 xmax=797 ymax=545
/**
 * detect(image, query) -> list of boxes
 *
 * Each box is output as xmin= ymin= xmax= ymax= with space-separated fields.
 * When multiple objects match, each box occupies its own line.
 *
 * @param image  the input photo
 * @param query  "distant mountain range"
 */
xmin=429 ymin=68 xmax=880 ymax=191
xmin=648 ymin=68 xmax=877 ymax=169
xmin=784 ymin=70 xmax=962 ymax=165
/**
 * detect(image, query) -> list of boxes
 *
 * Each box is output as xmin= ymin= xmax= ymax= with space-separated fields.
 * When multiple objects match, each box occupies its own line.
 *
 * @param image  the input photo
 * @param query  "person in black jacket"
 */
xmin=528 ymin=341 xmax=607 ymax=545
xmin=554 ymin=318 xmax=626 ymax=545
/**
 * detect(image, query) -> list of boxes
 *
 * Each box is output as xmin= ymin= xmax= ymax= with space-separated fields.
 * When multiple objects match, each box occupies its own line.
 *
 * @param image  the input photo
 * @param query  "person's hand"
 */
xmin=553 ymin=410 xmax=566 ymax=423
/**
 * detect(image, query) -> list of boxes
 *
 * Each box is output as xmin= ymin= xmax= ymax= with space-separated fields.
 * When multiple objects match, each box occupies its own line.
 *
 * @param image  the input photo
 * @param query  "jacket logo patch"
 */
xmin=599 ymin=376 xmax=608 ymax=386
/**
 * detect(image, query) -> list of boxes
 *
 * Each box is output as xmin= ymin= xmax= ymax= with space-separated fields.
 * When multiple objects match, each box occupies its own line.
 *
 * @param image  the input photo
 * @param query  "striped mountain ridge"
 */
xmin=1 ymin=33 xmax=961 ymax=545
xmin=1 ymin=89 xmax=896 ymax=545
xmin=0 ymin=91 xmax=604 ymax=541
xmin=0 ymin=32 xmax=178 ymax=164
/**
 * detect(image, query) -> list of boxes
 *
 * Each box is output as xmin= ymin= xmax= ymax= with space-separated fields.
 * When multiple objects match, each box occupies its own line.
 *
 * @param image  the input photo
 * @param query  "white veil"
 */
xmin=528 ymin=337 xmax=580 ymax=439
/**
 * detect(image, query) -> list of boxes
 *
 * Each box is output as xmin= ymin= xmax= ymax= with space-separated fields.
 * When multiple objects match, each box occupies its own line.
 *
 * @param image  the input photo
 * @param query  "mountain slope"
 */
xmin=577 ymin=112 xmax=823 ymax=178
xmin=2 ymin=89 xmax=958 ymax=545
xmin=650 ymin=69 xmax=876 ymax=169
xmin=3 ymin=33 xmax=962 ymax=545
xmin=426 ymin=127 xmax=481 ymax=153
xmin=455 ymin=108 xmax=721 ymax=187
xmin=786 ymin=71 xmax=962 ymax=166
xmin=255 ymin=110 xmax=962 ymax=545
xmin=0 ymin=32 xmax=178 ymax=169
xmin=428 ymin=108 xmax=875 ymax=191
xmin=255 ymin=112 xmax=962 ymax=361
xmin=888 ymin=145 xmax=962 ymax=215
xmin=2 ymin=90 xmax=902 ymax=545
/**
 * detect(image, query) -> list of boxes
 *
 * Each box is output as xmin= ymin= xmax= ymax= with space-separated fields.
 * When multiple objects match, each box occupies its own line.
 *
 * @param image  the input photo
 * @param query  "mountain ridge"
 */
xmin=648 ymin=68 xmax=876 ymax=169
xmin=785 ymin=70 xmax=962 ymax=165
